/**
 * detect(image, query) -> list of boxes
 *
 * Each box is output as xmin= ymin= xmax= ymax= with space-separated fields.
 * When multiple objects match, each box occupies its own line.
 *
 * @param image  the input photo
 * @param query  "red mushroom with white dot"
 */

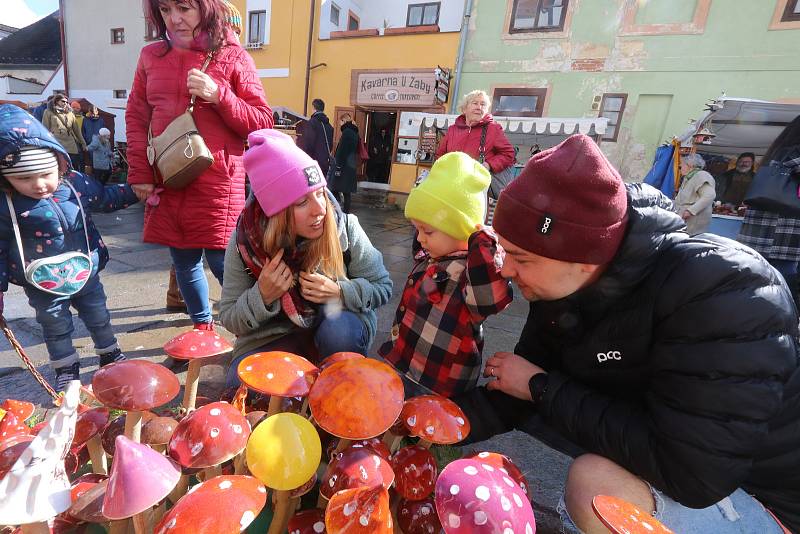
xmin=163 ymin=329 xmax=233 ymax=412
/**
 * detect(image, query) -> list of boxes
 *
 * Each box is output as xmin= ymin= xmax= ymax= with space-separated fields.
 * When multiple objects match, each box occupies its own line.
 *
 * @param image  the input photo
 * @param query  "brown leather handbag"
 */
xmin=146 ymin=53 xmax=214 ymax=189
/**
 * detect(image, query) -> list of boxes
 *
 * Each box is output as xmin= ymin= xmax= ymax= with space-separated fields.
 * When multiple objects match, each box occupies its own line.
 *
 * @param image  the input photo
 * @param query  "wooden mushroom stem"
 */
xmin=266 ymin=395 xmax=283 ymax=418
xmin=183 ymin=360 xmax=203 ymax=412
xmin=131 ymin=507 xmax=154 ymax=534
xmin=168 ymin=474 xmax=190 ymax=504
xmin=108 ymin=520 xmax=129 ymax=534
xmin=20 ymin=523 xmax=50 ymax=534
xmin=269 ymin=490 xmax=292 ymax=534
xmin=86 ymin=434 xmax=108 ymax=475
xmin=417 ymin=438 xmax=433 ymax=449
xmin=382 ymin=430 xmax=404 ymax=454
xmin=124 ymin=410 xmax=143 ymax=443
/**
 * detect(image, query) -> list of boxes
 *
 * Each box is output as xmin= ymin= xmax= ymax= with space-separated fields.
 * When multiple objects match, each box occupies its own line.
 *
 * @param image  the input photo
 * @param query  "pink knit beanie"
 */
xmin=244 ymin=129 xmax=327 ymax=217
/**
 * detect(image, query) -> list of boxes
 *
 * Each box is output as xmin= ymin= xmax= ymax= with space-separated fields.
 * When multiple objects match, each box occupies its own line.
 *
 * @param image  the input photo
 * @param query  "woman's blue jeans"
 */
xmin=169 ymin=247 xmax=225 ymax=324
xmin=225 ymin=310 xmax=369 ymax=388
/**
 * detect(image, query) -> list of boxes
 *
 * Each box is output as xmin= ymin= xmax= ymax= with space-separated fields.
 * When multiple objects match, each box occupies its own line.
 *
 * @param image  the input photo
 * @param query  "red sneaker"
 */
xmin=193 ymin=322 xmax=214 ymax=331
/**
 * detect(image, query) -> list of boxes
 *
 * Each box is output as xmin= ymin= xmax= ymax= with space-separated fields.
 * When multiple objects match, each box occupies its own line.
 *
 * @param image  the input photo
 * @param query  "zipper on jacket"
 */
xmin=49 ymin=192 xmax=78 ymax=253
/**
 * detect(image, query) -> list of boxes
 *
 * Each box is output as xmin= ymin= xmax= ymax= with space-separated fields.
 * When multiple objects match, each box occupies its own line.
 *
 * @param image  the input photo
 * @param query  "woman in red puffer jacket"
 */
xmin=126 ymin=0 xmax=272 ymax=329
xmin=435 ymin=90 xmax=515 ymax=174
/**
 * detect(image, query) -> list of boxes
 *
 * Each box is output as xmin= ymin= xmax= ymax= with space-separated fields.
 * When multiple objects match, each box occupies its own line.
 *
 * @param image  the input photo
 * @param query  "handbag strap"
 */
xmin=478 ymin=124 xmax=488 ymax=164
xmin=5 ymin=180 xmax=91 ymax=267
xmin=149 ymin=51 xmax=214 ymax=142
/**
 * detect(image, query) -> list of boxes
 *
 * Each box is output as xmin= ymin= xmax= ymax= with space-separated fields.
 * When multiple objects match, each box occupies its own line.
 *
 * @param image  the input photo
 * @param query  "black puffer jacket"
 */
xmin=458 ymin=184 xmax=800 ymax=531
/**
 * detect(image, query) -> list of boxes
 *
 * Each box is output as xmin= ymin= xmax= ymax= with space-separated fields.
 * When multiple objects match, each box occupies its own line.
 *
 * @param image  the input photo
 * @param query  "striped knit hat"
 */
xmin=0 ymin=147 xmax=59 ymax=177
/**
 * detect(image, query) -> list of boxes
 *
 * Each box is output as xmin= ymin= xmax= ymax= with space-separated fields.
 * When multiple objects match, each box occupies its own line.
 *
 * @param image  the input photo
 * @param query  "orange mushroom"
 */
xmin=237 ymin=351 xmax=318 ymax=417
xmin=325 ymin=485 xmax=393 ymax=533
xmin=400 ymin=395 xmax=470 ymax=447
xmin=592 ymin=495 xmax=674 ymax=534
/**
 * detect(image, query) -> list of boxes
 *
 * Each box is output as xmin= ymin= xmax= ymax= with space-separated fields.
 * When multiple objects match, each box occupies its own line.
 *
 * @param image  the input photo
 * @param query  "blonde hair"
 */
xmin=458 ymin=90 xmax=491 ymax=115
xmin=261 ymin=195 xmax=345 ymax=279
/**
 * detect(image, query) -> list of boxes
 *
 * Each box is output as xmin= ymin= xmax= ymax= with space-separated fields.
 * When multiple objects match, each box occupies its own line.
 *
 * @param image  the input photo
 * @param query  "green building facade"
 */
xmin=458 ymin=0 xmax=800 ymax=179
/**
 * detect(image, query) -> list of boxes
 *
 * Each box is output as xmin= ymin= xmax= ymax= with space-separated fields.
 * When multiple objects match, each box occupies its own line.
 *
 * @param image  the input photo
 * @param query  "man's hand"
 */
xmin=187 ymin=69 xmax=220 ymax=105
xmin=257 ymin=249 xmax=293 ymax=304
xmin=131 ymin=184 xmax=154 ymax=202
xmin=484 ymin=351 xmax=545 ymax=401
xmin=299 ymin=271 xmax=341 ymax=304
xmin=681 ymin=210 xmax=692 ymax=220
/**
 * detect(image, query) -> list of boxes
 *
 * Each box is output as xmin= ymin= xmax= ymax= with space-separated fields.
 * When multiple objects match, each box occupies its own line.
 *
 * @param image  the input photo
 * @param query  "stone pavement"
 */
xmin=0 ymin=193 xmax=575 ymax=533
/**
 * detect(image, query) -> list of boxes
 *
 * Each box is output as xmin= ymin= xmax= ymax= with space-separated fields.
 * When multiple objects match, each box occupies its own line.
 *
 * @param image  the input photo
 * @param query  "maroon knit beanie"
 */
xmin=493 ymin=134 xmax=628 ymax=264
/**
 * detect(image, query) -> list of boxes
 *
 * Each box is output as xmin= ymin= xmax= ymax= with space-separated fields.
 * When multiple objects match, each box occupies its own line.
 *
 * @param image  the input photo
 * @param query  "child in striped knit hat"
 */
xmin=0 ymin=104 xmax=139 ymax=391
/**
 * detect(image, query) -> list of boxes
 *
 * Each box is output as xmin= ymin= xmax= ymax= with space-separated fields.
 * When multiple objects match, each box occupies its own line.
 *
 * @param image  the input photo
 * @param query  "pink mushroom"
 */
xmin=465 ymin=451 xmax=529 ymax=497
xmin=435 ymin=458 xmax=535 ymax=534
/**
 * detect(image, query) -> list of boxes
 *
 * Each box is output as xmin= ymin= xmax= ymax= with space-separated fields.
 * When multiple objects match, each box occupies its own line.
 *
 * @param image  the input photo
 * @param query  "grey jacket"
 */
xmin=219 ymin=213 xmax=393 ymax=358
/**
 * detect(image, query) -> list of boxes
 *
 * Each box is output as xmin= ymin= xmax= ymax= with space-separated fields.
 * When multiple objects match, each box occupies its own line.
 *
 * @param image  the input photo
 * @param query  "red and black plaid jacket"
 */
xmin=379 ymin=229 xmax=513 ymax=397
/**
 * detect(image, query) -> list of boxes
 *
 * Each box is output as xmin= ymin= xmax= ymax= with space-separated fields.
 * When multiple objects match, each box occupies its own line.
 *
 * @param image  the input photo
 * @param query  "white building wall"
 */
xmin=63 ymin=0 xmax=148 ymax=141
xmin=319 ymin=0 xmax=463 ymax=39
xmin=0 ymin=65 xmax=64 ymax=105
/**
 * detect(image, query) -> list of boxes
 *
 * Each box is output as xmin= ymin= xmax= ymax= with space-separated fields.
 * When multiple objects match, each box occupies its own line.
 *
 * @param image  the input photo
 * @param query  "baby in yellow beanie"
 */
xmin=379 ymin=152 xmax=513 ymax=397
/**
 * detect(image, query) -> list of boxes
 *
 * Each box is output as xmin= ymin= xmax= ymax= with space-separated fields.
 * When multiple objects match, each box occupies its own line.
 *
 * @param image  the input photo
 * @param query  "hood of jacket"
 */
xmin=341 ymin=121 xmax=359 ymax=134
xmin=312 ymin=111 xmax=330 ymax=125
xmin=0 ymin=104 xmax=70 ymax=167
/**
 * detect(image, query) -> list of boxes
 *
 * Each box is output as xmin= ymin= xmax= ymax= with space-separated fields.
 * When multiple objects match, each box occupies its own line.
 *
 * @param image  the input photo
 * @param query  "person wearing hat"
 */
xmin=219 ymin=129 xmax=392 ymax=387
xmin=454 ymin=134 xmax=799 ymax=533
xmin=86 ymin=128 xmax=113 ymax=184
xmin=379 ymin=152 xmax=512 ymax=398
xmin=0 ymin=104 xmax=139 ymax=391
xmin=41 ymin=94 xmax=88 ymax=173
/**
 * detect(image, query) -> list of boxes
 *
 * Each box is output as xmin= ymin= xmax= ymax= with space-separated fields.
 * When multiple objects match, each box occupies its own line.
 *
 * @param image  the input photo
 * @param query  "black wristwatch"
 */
xmin=529 ymin=372 xmax=549 ymax=405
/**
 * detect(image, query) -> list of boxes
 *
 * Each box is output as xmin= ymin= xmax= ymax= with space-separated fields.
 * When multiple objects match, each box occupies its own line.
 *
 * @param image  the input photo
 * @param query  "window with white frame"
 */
xmin=510 ymin=0 xmax=569 ymax=33
xmin=248 ymin=10 xmax=267 ymax=43
xmin=330 ymin=3 xmax=341 ymax=26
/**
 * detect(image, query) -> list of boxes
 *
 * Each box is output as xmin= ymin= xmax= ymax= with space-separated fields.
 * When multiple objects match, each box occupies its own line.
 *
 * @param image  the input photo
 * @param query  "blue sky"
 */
xmin=26 ymin=0 xmax=59 ymax=16
xmin=1 ymin=0 xmax=58 ymax=28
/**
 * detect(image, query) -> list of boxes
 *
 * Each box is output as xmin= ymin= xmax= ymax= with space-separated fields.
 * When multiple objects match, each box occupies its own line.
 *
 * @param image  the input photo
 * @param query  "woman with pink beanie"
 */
xmin=219 ymin=129 xmax=392 ymax=387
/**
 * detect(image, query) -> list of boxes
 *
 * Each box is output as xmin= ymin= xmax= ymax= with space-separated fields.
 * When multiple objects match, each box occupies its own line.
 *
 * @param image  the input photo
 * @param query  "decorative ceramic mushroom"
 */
xmin=0 ymin=381 xmax=80 ymax=533
xmin=237 ymin=351 xmax=318 ymax=417
xmin=320 ymin=443 xmax=395 ymax=501
xmin=397 ymin=496 xmax=442 ymax=534
xmin=1 ymin=399 xmax=35 ymax=423
xmin=435 ymin=458 xmax=535 ymax=534
xmin=246 ymin=413 xmax=321 ymax=534
xmin=73 ymin=407 xmax=110 ymax=475
xmin=0 ymin=434 xmax=34 ymax=479
xmin=390 ymin=445 xmax=438 ymax=501
xmin=287 ymin=508 xmax=326 ymax=534
xmin=101 ymin=412 xmax=157 ymax=457
xmin=168 ymin=401 xmax=249 ymax=470
xmin=153 ymin=475 xmax=267 ymax=534
xmin=324 ymin=485 xmax=393 ymax=533
xmin=350 ymin=437 xmax=391 ymax=462
xmin=92 ymin=360 xmax=180 ymax=442
xmin=142 ymin=416 xmax=178 ymax=453
xmin=592 ymin=495 xmax=673 ymax=534
xmin=0 ymin=410 xmax=29 ymax=441
xmin=318 ymin=351 xmax=364 ymax=370
xmin=163 ymin=329 xmax=233 ymax=412
xmin=465 ymin=451 xmax=529 ymax=497
xmin=401 ymin=395 xmax=470 ymax=448
xmin=102 ymin=435 xmax=181 ymax=534
xmin=67 ymin=478 xmax=110 ymax=524
xmin=309 ymin=358 xmax=404 ymax=446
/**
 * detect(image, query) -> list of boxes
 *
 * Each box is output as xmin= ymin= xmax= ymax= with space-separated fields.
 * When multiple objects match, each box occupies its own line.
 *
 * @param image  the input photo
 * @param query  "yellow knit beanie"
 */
xmin=405 ymin=152 xmax=490 ymax=241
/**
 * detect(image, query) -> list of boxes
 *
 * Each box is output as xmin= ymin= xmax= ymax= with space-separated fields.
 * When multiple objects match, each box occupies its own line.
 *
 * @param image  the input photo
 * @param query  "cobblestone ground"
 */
xmin=0 ymin=192 xmax=574 ymax=533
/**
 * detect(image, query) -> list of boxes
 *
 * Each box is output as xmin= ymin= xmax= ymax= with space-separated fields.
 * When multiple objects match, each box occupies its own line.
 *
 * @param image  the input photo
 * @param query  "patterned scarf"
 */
xmin=236 ymin=194 xmax=342 ymax=329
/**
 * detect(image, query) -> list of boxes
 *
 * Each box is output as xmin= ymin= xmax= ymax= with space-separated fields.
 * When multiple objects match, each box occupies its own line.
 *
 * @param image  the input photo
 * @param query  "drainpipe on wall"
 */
xmin=58 ymin=0 xmax=70 ymax=97
xmin=303 ymin=0 xmax=316 ymax=116
xmin=450 ymin=0 xmax=474 ymax=114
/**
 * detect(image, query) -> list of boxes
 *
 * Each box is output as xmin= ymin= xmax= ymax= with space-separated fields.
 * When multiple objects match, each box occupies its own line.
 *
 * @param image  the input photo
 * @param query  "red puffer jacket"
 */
xmin=434 ymin=114 xmax=515 ymax=173
xmin=126 ymin=33 xmax=273 ymax=249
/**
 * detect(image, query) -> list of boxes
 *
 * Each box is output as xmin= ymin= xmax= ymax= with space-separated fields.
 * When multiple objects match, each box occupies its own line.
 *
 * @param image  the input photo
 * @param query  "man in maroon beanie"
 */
xmin=456 ymin=134 xmax=800 ymax=533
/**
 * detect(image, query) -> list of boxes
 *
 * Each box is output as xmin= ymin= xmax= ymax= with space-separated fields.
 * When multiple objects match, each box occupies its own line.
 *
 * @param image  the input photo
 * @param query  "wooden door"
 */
xmin=354 ymin=107 xmax=369 ymax=178
xmin=332 ymin=106 xmax=355 ymax=152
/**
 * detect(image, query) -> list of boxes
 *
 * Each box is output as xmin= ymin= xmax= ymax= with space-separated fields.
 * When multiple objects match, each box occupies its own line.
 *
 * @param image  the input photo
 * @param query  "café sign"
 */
xmin=352 ymin=69 xmax=441 ymax=108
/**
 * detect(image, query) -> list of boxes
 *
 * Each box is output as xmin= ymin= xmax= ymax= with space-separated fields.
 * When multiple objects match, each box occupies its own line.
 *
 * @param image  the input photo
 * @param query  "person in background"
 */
xmin=82 ymin=106 xmax=106 ymax=151
xmin=298 ymin=98 xmax=334 ymax=176
xmin=125 ymin=0 xmax=273 ymax=330
xmin=86 ymin=128 xmax=113 ymax=184
xmin=673 ymin=152 xmax=715 ymax=235
xmin=379 ymin=152 xmax=512 ymax=398
xmin=715 ymin=152 xmax=755 ymax=207
xmin=435 ymin=89 xmax=515 ymax=176
xmin=331 ymin=114 xmax=359 ymax=213
xmin=42 ymin=94 xmax=88 ymax=173
xmin=738 ymin=115 xmax=800 ymax=307
xmin=220 ymin=129 xmax=391 ymax=387
xmin=366 ymin=126 xmax=392 ymax=183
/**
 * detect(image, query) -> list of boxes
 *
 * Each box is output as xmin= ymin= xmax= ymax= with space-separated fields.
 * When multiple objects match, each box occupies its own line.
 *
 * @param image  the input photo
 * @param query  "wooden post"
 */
xmin=266 ymin=395 xmax=283 ymax=418
xmin=268 ymin=490 xmax=292 ymax=534
xmin=86 ymin=434 xmax=108 ymax=475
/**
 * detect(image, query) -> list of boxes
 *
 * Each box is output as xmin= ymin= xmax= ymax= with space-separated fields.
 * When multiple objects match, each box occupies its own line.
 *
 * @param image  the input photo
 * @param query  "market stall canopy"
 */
xmin=398 ymin=112 xmax=608 ymax=136
xmin=681 ymin=97 xmax=800 ymax=156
